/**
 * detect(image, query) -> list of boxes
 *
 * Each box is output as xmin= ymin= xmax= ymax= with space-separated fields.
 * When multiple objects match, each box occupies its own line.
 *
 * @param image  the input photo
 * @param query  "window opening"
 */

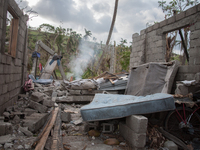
xmin=5 ymin=7 xmax=19 ymax=58
xmin=166 ymin=27 xmax=190 ymax=65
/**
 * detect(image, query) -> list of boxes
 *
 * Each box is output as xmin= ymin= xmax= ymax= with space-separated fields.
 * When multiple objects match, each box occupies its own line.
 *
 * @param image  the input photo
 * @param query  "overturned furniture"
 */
xmin=126 ymin=61 xmax=179 ymax=96
xmin=31 ymin=40 xmax=66 ymax=80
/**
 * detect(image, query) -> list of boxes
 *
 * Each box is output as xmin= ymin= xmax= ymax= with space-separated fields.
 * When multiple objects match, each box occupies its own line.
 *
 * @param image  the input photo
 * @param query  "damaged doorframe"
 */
xmin=31 ymin=40 xmax=66 ymax=80
xmin=5 ymin=5 xmax=19 ymax=58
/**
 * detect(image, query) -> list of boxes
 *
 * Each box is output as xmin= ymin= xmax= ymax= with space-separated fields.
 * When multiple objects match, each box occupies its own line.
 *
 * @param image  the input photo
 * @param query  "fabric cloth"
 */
xmin=32 ymin=52 xmax=40 ymax=58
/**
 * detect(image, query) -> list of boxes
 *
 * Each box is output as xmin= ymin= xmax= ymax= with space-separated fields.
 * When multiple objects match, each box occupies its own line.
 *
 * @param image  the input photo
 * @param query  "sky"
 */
xmin=17 ymin=0 xmax=169 ymax=46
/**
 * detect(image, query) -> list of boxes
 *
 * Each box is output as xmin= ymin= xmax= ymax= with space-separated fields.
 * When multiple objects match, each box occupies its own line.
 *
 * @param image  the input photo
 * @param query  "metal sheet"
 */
xmin=99 ymin=79 xmax=127 ymax=91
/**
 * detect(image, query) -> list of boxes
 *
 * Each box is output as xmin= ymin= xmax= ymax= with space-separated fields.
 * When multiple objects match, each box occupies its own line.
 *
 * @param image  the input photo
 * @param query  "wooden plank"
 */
xmin=51 ymin=107 xmax=63 ymax=150
xmin=35 ymin=107 xmax=59 ymax=150
xmin=38 ymin=40 xmax=55 ymax=55
xmin=58 ymin=63 xmax=66 ymax=80
xmin=40 ymin=56 xmax=57 ymax=79
xmin=10 ymin=18 xmax=19 ymax=58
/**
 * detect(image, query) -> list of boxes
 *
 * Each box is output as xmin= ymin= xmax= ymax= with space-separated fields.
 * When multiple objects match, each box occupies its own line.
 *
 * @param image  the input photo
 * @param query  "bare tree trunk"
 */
xmin=95 ymin=0 xmax=119 ymax=73
xmin=109 ymin=42 xmax=116 ymax=73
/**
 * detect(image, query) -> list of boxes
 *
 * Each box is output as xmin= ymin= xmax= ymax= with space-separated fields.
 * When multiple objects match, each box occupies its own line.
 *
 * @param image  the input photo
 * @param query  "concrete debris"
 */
xmin=0 ymin=70 xmax=198 ymax=150
xmin=0 ymin=134 xmax=14 ymax=144
xmin=164 ymin=141 xmax=178 ymax=150
xmin=28 ymin=100 xmax=48 ymax=113
xmin=0 ymin=122 xmax=12 ymax=136
xmin=61 ymin=111 xmax=71 ymax=123
xmin=23 ymin=112 xmax=49 ymax=133
xmin=18 ymin=126 xmax=33 ymax=137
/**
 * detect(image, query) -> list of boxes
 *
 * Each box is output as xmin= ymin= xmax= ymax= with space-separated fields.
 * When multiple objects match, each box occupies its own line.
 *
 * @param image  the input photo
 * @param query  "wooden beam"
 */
xmin=38 ymin=40 xmax=55 ymax=55
xmin=35 ymin=107 xmax=59 ymax=150
xmin=58 ymin=63 xmax=66 ymax=80
xmin=178 ymin=29 xmax=189 ymax=63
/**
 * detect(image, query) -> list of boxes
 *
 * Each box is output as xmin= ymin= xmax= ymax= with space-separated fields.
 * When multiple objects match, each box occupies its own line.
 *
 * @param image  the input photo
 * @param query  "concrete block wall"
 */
xmin=119 ymin=115 xmax=148 ymax=149
xmin=130 ymin=4 xmax=200 ymax=82
xmin=0 ymin=0 xmax=28 ymax=114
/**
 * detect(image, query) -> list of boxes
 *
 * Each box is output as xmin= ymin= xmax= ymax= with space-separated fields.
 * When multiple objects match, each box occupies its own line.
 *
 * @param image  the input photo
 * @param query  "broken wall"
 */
xmin=130 ymin=4 xmax=200 ymax=81
xmin=0 ymin=0 xmax=28 ymax=114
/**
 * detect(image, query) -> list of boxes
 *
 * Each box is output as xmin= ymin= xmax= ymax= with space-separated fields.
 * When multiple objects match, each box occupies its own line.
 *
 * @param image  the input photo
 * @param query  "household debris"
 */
xmin=126 ymin=61 xmax=179 ymax=96
xmin=81 ymin=93 xmax=175 ymax=121
xmin=0 ymin=67 xmax=199 ymax=149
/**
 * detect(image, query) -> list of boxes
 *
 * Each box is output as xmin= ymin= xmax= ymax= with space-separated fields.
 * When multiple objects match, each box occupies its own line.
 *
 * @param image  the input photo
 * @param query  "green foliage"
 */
xmin=158 ymin=0 xmax=199 ymax=17
xmin=82 ymin=68 xmax=97 ymax=79
xmin=119 ymin=48 xmax=131 ymax=71
xmin=116 ymin=39 xmax=131 ymax=72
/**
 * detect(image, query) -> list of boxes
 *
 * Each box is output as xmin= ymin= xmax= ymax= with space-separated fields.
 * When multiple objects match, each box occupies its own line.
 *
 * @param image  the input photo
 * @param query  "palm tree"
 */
xmin=83 ymin=28 xmax=92 ymax=40
xmin=95 ymin=0 xmax=119 ymax=73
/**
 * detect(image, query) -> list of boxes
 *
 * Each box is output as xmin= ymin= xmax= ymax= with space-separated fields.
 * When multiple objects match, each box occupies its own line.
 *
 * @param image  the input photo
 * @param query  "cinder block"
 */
xmin=159 ymin=19 xmax=167 ymax=27
xmin=119 ymin=122 xmax=146 ymax=148
xmin=68 ymin=90 xmax=81 ymax=95
xmin=2 ymin=84 xmax=8 ymax=94
xmin=23 ymin=108 xmax=37 ymax=116
xmin=28 ymin=100 xmax=48 ymax=113
xmin=23 ymin=113 xmax=49 ymax=133
xmin=126 ymin=115 xmax=148 ymax=133
xmin=102 ymin=123 xmax=114 ymax=133
xmin=132 ymin=33 xmax=139 ymax=39
xmin=0 ymin=122 xmax=12 ymax=136
xmin=31 ymin=92 xmax=44 ymax=102
xmin=18 ymin=126 xmax=33 ymax=136
xmin=42 ymin=99 xmax=55 ymax=107
xmin=186 ymin=5 xmax=197 ymax=17
xmin=61 ymin=111 xmax=71 ymax=123
xmin=198 ymin=4 xmax=200 ymax=11
xmin=176 ymin=11 xmax=185 ymax=21
xmin=167 ymin=16 xmax=175 ymax=24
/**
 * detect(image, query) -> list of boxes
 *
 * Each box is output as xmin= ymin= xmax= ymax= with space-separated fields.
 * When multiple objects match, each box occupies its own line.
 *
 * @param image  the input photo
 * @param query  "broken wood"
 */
xmin=109 ymin=79 xmax=115 ymax=84
xmin=40 ymin=56 xmax=57 ymax=79
xmin=158 ymin=127 xmax=189 ymax=150
xmin=179 ymin=29 xmax=189 ymax=62
xmin=51 ymin=106 xmax=63 ymax=150
xmin=58 ymin=62 xmax=66 ymax=80
xmin=35 ymin=107 xmax=59 ymax=150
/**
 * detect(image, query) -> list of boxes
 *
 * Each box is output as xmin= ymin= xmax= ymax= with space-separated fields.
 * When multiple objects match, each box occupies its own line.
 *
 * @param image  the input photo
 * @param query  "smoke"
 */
xmin=68 ymin=40 xmax=95 ymax=80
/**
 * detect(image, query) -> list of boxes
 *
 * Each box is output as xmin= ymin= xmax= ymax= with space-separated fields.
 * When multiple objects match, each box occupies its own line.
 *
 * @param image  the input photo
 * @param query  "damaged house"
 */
xmin=0 ymin=0 xmax=199 ymax=150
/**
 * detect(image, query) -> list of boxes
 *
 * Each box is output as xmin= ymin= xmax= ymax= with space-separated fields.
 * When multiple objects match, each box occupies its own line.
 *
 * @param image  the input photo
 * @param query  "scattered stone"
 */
xmin=0 ymin=134 xmax=13 ymax=144
xmin=3 ymin=112 xmax=10 ymax=118
xmin=17 ymin=145 xmax=24 ymax=150
xmin=0 ymin=122 xmax=13 ymax=136
xmin=43 ymin=99 xmax=55 ymax=107
xmin=12 ymin=112 xmax=25 ymax=119
xmin=104 ymin=138 xmax=120 ymax=145
xmin=73 ymin=118 xmax=82 ymax=125
xmin=12 ymin=115 xmax=20 ymax=124
xmin=23 ymin=113 xmax=49 ymax=133
xmin=164 ymin=140 xmax=178 ymax=150
xmin=31 ymin=92 xmax=45 ymax=102
xmin=61 ymin=111 xmax=71 ymax=123
xmin=0 ymin=116 xmax=4 ymax=122
xmin=18 ymin=126 xmax=33 ymax=137
xmin=88 ymin=130 xmax=100 ymax=137
xmin=4 ymin=143 xmax=13 ymax=149
xmin=23 ymin=108 xmax=38 ymax=116
xmin=24 ymin=144 xmax=31 ymax=150
xmin=28 ymin=100 xmax=48 ymax=113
